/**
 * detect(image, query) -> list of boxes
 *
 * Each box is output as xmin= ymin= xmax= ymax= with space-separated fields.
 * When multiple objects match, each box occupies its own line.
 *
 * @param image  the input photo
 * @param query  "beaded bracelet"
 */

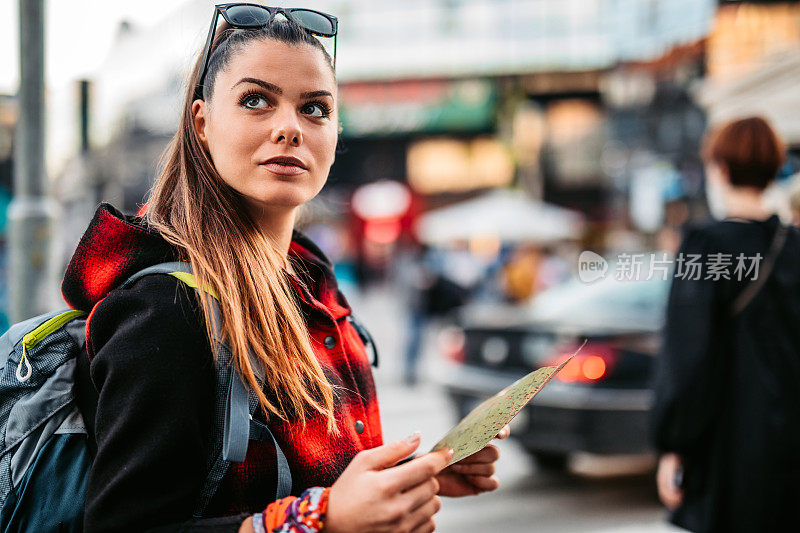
xmin=251 ymin=512 xmax=267 ymax=533
xmin=266 ymin=486 xmax=331 ymax=533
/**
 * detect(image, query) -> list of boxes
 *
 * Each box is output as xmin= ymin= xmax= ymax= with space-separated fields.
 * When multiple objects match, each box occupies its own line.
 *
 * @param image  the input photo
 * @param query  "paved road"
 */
xmin=347 ymin=283 xmax=682 ymax=533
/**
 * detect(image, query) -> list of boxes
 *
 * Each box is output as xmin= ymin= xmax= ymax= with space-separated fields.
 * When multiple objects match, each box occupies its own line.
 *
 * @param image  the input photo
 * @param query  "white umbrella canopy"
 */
xmin=416 ymin=188 xmax=585 ymax=245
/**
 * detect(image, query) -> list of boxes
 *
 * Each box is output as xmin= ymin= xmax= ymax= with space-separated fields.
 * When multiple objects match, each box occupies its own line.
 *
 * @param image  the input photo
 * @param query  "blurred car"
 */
xmin=434 ymin=274 xmax=669 ymax=469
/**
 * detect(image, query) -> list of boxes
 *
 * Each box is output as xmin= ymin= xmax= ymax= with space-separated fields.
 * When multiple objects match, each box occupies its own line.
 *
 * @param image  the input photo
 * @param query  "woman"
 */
xmin=652 ymin=116 xmax=800 ymax=532
xmin=64 ymin=6 xmax=506 ymax=532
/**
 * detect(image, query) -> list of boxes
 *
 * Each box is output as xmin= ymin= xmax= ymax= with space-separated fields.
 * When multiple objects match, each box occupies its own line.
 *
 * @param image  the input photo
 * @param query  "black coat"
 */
xmin=64 ymin=204 xmax=382 ymax=531
xmin=652 ymin=215 xmax=800 ymax=533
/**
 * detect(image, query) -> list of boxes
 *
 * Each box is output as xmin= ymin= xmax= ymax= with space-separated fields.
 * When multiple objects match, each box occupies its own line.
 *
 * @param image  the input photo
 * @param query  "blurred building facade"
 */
xmin=41 ymin=0 xmax=800 ymax=281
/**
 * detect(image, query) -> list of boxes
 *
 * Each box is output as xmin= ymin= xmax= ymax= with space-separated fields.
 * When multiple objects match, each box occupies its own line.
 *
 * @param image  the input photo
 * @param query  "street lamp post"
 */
xmin=9 ymin=0 xmax=59 ymax=322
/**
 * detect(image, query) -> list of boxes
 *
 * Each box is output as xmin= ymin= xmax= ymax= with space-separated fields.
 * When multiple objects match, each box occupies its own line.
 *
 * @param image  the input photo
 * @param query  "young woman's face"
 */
xmin=193 ymin=39 xmax=338 ymax=214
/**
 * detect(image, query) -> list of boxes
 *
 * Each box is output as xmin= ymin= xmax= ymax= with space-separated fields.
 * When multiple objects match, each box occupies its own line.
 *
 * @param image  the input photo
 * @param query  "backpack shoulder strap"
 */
xmin=118 ymin=261 xmax=194 ymax=289
xmin=347 ymin=315 xmax=379 ymax=368
xmin=122 ymin=263 xmax=251 ymax=459
xmin=118 ymin=262 xmax=291 ymax=514
xmin=731 ymin=224 xmax=788 ymax=316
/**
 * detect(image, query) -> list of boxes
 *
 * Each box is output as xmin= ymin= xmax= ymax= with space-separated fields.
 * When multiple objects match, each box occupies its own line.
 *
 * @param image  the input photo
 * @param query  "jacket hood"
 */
xmin=62 ymin=203 xmax=351 ymax=320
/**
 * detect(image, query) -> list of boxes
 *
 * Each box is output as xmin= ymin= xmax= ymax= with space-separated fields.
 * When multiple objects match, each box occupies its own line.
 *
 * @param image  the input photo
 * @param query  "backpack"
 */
xmin=0 ymin=262 xmax=292 ymax=531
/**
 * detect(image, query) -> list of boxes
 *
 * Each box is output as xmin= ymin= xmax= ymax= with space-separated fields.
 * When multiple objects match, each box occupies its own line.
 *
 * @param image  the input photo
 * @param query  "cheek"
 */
xmin=310 ymin=127 xmax=338 ymax=170
xmin=207 ymin=120 xmax=263 ymax=179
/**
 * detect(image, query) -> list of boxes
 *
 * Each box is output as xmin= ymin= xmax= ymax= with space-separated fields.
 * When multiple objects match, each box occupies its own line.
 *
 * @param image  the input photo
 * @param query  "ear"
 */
xmin=192 ymin=99 xmax=209 ymax=150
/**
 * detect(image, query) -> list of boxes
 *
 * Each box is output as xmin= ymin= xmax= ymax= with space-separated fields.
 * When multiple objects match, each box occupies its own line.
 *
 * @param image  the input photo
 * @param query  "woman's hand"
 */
xmin=435 ymin=424 xmax=509 ymax=497
xmin=656 ymin=453 xmax=684 ymax=510
xmin=325 ymin=432 xmax=453 ymax=533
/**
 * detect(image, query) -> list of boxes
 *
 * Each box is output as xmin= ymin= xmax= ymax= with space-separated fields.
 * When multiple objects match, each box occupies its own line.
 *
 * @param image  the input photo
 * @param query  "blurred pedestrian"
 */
xmin=652 ymin=116 xmax=800 ymax=532
xmin=398 ymin=243 xmax=437 ymax=386
xmin=500 ymin=245 xmax=540 ymax=302
xmin=402 ymin=245 xmax=474 ymax=384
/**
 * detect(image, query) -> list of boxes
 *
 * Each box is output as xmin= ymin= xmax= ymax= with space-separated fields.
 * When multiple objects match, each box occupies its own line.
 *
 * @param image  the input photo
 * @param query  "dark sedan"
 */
xmin=434 ymin=275 xmax=669 ymax=469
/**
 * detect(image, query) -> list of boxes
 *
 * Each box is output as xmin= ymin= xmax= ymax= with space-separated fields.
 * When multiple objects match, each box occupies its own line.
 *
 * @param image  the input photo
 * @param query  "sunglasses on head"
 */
xmin=195 ymin=3 xmax=338 ymax=100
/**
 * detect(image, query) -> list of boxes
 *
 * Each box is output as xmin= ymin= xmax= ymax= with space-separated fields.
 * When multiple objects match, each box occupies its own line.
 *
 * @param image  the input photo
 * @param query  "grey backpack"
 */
xmin=0 ymin=262 xmax=291 ymax=531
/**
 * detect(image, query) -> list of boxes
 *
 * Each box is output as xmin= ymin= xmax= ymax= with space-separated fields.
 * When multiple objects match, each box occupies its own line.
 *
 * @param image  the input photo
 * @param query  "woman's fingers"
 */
xmin=410 ymin=518 xmax=437 ymax=533
xmin=449 ymin=462 xmax=495 ymax=476
xmin=402 ymin=477 xmax=440 ymax=512
xmin=359 ymin=434 xmax=422 ymax=470
xmin=463 ymin=474 xmax=500 ymax=492
xmin=404 ymin=495 xmax=441 ymax=532
xmin=457 ymin=444 xmax=499 ymax=465
xmin=327 ymin=438 xmax=448 ymax=533
xmin=386 ymin=448 xmax=452 ymax=492
xmin=495 ymin=425 xmax=511 ymax=439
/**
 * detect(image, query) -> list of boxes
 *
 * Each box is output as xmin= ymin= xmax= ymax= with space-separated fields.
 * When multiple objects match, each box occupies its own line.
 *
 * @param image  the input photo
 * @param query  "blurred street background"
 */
xmin=2 ymin=0 xmax=800 ymax=531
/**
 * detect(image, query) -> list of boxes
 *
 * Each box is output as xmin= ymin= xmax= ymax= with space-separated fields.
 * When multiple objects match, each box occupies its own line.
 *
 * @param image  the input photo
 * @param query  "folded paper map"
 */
xmin=431 ymin=343 xmax=583 ymax=466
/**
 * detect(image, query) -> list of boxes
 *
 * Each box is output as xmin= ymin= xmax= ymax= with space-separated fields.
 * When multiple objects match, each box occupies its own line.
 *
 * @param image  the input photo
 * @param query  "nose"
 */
xmin=270 ymin=106 xmax=303 ymax=147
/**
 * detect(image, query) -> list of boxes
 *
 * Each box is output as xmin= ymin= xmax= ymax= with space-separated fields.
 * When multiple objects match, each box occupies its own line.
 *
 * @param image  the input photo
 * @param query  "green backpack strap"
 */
xmin=118 ymin=262 xmax=292 ymax=515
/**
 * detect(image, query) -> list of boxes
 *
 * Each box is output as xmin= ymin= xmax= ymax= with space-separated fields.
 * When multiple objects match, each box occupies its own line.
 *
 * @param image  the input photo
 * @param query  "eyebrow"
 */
xmin=233 ymin=77 xmax=333 ymax=99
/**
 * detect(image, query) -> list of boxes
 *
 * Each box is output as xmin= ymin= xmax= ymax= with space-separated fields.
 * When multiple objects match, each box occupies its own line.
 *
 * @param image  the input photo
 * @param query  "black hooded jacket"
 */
xmin=64 ymin=204 xmax=382 ymax=532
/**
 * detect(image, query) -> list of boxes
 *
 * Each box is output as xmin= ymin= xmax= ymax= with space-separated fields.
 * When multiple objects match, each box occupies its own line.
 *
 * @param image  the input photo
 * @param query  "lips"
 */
xmin=262 ymin=156 xmax=308 ymax=169
xmin=260 ymin=155 xmax=308 ymax=177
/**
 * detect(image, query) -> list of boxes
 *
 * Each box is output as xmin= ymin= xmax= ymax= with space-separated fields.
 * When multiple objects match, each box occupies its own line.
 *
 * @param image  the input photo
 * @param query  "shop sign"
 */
xmin=339 ymin=79 xmax=496 ymax=137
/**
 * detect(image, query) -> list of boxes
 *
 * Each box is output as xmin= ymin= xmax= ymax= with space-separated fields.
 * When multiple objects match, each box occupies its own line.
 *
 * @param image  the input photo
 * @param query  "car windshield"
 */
xmin=528 ymin=275 xmax=670 ymax=331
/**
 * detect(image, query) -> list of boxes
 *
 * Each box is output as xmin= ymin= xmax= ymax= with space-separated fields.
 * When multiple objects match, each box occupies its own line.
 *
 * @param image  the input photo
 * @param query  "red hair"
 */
xmin=702 ymin=116 xmax=785 ymax=190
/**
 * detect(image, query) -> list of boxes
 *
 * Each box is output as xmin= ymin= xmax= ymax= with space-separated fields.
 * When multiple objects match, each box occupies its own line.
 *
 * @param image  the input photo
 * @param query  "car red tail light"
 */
xmin=439 ymin=327 xmax=466 ymax=363
xmin=548 ymin=343 xmax=617 ymax=383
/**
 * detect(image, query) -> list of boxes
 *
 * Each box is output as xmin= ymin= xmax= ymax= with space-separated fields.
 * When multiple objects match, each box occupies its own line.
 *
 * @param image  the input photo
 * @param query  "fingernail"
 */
xmin=404 ymin=431 xmax=421 ymax=444
xmin=447 ymin=448 xmax=455 ymax=458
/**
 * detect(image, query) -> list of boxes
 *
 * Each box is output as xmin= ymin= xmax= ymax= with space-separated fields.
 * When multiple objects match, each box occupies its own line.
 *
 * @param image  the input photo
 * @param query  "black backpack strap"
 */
xmin=348 ymin=315 xmax=379 ymax=368
xmin=731 ymin=224 xmax=788 ymax=316
xmin=246 ymin=393 xmax=293 ymax=501
xmin=117 ymin=262 xmax=292 ymax=516
xmin=117 ymin=261 xmax=194 ymax=288
xmin=194 ymin=330 xmax=292 ymax=517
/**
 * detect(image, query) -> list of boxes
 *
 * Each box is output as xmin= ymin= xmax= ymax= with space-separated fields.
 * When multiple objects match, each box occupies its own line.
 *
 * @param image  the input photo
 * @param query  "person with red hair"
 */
xmin=652 ymin=116 xmax=800 ymax=532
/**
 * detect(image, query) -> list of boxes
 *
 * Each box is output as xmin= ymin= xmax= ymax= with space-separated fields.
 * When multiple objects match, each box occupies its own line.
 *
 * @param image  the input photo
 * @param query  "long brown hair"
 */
xmin=145 ymin=20 xmax=339 ymax=433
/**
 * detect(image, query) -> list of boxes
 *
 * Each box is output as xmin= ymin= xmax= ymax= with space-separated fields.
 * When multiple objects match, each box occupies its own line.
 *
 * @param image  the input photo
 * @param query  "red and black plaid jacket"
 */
xmin=63 ymin=204 xmax=383 ymax=532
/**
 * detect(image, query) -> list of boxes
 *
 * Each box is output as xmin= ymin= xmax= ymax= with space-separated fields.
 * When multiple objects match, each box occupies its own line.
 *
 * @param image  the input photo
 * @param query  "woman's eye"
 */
xmin=242 ymin=94 xmax=268 ymax=110
xmin=301 ymin=102 xmax=330 ymax=118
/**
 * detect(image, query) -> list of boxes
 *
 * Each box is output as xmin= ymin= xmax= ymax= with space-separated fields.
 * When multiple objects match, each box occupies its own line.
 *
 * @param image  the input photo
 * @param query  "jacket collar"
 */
xmin=288 ymin=229 xmax=352 ymax=321
xmin=62 ymin=203 xmax=351 ymax=320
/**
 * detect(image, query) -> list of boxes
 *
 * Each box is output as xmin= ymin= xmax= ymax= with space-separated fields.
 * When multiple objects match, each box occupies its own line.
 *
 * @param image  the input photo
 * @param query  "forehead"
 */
xmin=220 ymin=39 xmax=336 ymax=96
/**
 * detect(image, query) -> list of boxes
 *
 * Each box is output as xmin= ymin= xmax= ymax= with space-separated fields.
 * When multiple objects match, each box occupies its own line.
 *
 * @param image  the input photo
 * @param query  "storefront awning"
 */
xmin=416 ymin=188 xmax=584 ymax=245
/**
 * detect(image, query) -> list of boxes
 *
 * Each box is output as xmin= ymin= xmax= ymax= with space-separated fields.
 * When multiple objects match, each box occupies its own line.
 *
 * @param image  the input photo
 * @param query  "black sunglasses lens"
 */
xmin=224 ymin=5 xmax=271 ymax=27
xmin=291 ymin=9 xmax=336 ymax=36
